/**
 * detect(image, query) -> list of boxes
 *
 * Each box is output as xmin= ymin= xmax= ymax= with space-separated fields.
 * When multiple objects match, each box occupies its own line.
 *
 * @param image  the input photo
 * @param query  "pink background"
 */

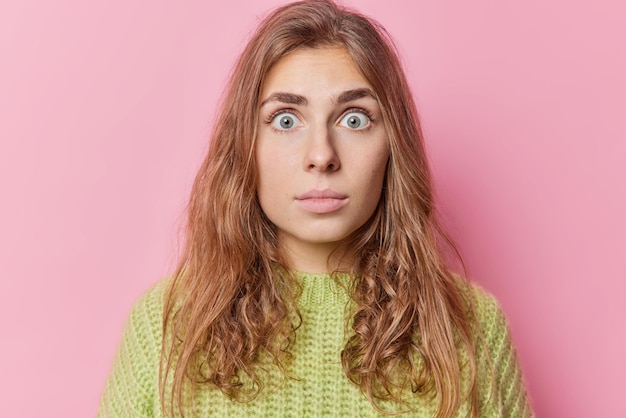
xmin=1 ymin=0 xmax=624 ymax=416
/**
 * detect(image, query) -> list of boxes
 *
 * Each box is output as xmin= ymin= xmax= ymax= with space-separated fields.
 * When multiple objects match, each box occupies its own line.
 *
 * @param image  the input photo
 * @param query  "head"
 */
xmin=167 ymin=3 xmax=475 ymax=417
xmin=202 ymin=0 xmax=433 ymax=270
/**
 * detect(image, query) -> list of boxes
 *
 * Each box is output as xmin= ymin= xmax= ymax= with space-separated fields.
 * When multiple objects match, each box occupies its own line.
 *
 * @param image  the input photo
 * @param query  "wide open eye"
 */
xmin=339 ymin=111 xmax=371 ymax=130
xmin=271 ymin=112 xmax=302 ymax=131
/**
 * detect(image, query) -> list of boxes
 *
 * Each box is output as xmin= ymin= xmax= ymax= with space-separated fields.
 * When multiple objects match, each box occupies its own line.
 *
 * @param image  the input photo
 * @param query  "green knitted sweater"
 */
xmin=99 ymin=273 xmax=532 ymax=417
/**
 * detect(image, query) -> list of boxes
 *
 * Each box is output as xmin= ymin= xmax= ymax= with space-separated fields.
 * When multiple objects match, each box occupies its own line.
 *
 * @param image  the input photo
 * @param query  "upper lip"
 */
xmin=296 ymin=188 xmax=347 ymax=199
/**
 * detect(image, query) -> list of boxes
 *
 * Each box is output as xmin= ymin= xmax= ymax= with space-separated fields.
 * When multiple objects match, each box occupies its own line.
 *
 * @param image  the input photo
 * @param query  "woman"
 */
xmin=99 ymin=1 xmax=532 ymax=416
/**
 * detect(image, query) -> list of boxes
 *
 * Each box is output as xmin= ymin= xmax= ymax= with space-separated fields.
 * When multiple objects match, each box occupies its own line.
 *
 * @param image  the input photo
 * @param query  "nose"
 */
xmin=303 ymin=126 xmax=341 ymax=172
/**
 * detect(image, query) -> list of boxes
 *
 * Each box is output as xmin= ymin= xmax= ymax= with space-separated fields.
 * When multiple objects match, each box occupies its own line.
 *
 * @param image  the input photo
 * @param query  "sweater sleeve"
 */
xmin=474 ymin=286 xmax=534 ymax=418
xmin=98 ymin=282 xmax=165 ymax=418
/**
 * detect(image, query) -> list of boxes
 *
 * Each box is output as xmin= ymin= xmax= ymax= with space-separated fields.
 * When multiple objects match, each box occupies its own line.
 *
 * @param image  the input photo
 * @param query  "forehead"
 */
xmin=260 ymin=47 xmax=373 ymax=99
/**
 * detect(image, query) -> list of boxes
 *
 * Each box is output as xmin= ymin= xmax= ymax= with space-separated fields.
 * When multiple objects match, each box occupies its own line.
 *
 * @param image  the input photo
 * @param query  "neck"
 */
xmin=279 ymin=234 xmax=351 ymax=274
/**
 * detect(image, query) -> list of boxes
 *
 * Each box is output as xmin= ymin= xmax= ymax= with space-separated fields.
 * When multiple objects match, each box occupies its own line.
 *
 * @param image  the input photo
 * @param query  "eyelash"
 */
xmin=263 ymin=107 xmax=376 ymax=132
xmin=264 ymin=108 xmax=297 ymax=125
xmin=343 ymin=107 xmax=376 ymax=125
xmin=350 ymin=107 xmax=374 ymax=119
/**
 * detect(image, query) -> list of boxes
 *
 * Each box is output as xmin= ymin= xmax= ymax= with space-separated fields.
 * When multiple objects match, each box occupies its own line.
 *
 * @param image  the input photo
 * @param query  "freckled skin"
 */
xmin=255 ymin=47 xmax=389 ymax=272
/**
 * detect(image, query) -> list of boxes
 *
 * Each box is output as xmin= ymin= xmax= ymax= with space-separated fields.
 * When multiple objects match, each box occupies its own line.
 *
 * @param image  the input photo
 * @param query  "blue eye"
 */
xmin=271 ymin=112 xmax=302 ymax=131
xmin=339 ymin=111 xmax=370 ymax=130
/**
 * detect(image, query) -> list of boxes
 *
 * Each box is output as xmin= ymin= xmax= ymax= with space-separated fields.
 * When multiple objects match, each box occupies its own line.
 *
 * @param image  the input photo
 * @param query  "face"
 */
xmin=255 ymin=47 xmax=389 ymax=271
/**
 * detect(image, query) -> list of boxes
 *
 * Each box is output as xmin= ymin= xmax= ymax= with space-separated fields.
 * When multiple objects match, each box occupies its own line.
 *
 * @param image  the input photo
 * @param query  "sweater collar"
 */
xmin=293 ymin=271 xmax=353 ymax=306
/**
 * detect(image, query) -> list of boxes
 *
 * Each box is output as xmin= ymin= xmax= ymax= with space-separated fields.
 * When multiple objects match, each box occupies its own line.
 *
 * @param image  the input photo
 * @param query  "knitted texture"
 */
xmin=99 ymin=273 xmax=533 ymax=417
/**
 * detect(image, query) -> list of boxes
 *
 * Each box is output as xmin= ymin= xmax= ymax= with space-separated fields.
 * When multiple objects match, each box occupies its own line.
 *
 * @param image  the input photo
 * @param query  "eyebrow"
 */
xmin=259 ymin=88 xmax=377 ymax=107
xmin=334 ymin=88 xmax=377 ymax=104
xmin=260 ymin=92 xmax=307 ymax=107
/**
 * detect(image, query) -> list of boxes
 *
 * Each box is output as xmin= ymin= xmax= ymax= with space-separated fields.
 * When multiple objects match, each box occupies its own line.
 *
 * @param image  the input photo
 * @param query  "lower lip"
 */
xmin=295 ymin=198 xmax=347 ymax=214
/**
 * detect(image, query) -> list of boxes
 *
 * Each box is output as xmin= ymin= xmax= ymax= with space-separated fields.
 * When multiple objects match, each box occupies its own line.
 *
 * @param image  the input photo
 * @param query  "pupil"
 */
xmin=280 ymin=116 xmax=292 ymax=128
xmin=349 ymin=116 xmax=360 ymax=128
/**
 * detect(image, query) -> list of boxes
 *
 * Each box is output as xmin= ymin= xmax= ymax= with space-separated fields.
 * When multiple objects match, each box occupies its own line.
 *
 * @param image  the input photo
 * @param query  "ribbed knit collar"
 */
xmin=293 ymin=271 xmax=353 ymax=307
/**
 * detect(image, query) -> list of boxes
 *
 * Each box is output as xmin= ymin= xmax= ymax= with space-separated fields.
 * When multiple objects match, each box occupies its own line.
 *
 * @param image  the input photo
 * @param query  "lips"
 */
xmin=295 ymin=189 xmax=348 ymax=214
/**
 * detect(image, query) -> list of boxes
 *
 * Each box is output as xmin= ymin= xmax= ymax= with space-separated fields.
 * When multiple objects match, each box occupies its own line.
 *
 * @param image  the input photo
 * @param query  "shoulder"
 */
xmin=129 ymin=279 xmax=169 ymax=327
xmin=98 ymin=279 xmax=170 ymax=417
xmin=117 ymin=278 xmax=170 ymax=365
xmin=460 ymin=280 xmax=516 ymax=361
xmin=463 ymin=281 xmax=509 ymax=335
xmin=460 ymin=280 xmax=534 ymax=416
xmin=112 ymin=279 xmax=171 ymax=382
xmin=124 ymin=279 xmax=170 ymax=356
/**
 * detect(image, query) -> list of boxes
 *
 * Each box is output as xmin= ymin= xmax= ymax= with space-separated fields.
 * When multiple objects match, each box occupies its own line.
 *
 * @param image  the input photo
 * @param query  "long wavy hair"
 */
xmin=161 ymin=1 xmax=480 ymax=416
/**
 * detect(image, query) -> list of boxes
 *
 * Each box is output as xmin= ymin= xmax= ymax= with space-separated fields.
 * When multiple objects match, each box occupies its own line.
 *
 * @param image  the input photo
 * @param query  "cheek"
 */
xmin=255 ymin=145 xmax=295 ymax=212
xmin=255 ymin=139 xmax=278 ymax=179
xmin=368 ymin=145 xmax=390 ymax=183
xmin=371 ymin=150 xmax=390 ymax=203
xmin=356 ymin=151 xmax=389 ymax=208
xmin=256 ymin=135 xmax=298 ymax=167
xmin=255 ymin=145 xmax=272 ymax=206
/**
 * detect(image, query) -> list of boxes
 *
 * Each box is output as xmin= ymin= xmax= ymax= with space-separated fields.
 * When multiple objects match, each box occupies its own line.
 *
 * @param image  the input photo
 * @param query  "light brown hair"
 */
xmin=161 ymin=1 xmax=479 ymax=416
